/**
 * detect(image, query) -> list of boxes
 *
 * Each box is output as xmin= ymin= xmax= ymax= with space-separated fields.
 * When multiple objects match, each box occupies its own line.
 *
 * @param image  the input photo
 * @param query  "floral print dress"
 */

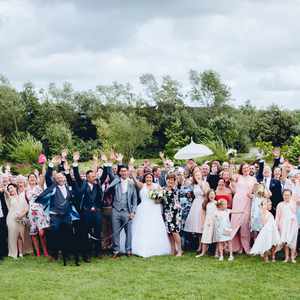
xmin=178 ymin=185 xmax=193 ymax=231
xmin=162 ymin=188 xmax=182 ymax=233
xmin=26 ymin=186 xmax=50 ymax=235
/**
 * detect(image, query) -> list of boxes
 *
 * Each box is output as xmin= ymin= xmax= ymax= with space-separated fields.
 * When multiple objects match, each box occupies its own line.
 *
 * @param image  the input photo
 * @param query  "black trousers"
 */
xmin=47 ymin=214 xmax=72 ymax=258
xmin=0 ymin=217 xmax=8 ymax=259
xmin=80 ymin=209 xmax=102 ymax=257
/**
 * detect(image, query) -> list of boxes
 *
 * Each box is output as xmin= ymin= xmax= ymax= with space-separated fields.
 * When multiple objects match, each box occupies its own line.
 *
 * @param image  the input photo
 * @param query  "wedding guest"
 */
xmin=220 ymin=170 xmax=232 ymax=188
xmin=270 ymin=167 xmax=283 ymax=216
xmin=231 ymin=163 xmax=257 ymax=254
xmin=197 ymin=189 xmax=217 ymax=257
xmin=72 ymin=152 xmax=109 ymax=260
xmin=207 ymin=161 xmax=221 ymax=190
xmin=136 ymin=166 xmax=145 ymax=182
xmin=162 ymin=173 xmax=182 ymax=256
xmin=36 ymin=168 xmax=74 ymax=261
xmin=5 ymin=183 xmax=29 ymax=259
xmin=16 ymin=176 xmax=33 ymax=255
xmin=26 ymin=171 xmax=49 ymax=257
xmin=216 ymin=179 xmax=233 ymax=209
xmin=112 ymin=164 xmax=118 ymax=175
xmin=222 ymin=162 xmax=230 ymax=171
xmin=201 ymin=164 xmax=210 ymax=182
xmin=152 ymin=166 xmax=161 ymax=184
xmin=276 ymin=189 xmax=298 ymax=263
xmin=186 ymin=159 xmax=197 ymax=177
xmin=250 ymin=199 xmax=280 ymax=262
xmin=250 ymin=184 xmax=267 ymax=242
xmin=153 ymin=166 xmax=167 ymax=187
xmin=184 ymin=169 xmax=210 ymax=254
xmin=214 ymin=199 xmax=242 ymax=261
xmin=177 ymin=168 xmax=194 ymax=250
xmin=248 ymin=165 xmax=255 ymax=177
xmin=0 ymin=183 xmax=8 ymax=259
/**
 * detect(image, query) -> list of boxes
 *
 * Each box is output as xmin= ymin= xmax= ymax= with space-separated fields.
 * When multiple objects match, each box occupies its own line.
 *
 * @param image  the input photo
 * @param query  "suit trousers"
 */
xmin=0 ymin=217 xmax=8 ymax=258
xmin=48 ymin=214 xmax=72 ymax=258
xmin=112 ymin=208 xmax=132 ymax=253
xmin=80 ymin=210 xmax=102 ymax=257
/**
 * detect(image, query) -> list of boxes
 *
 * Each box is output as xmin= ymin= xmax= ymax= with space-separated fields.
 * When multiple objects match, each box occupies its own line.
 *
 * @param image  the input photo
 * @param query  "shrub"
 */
xmin=6 ymin=133 xmax=42 ymax=165
xmin=200 ymin=137 xmax=229 ymax=162
xmin=286 ymin=136 xmax=300 ymax=164
xmin=72 ymin=138 xmax=101 ymax=162
xmin=43 ymin=122 xmax=73 ymax=156
xmin=255 ymin=141 xmax=274 ymax=161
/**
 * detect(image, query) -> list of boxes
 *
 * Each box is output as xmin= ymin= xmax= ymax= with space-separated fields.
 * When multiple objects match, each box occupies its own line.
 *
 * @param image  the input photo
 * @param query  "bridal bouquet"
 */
xmin=149 ymin=189 xmax=164 ymax=204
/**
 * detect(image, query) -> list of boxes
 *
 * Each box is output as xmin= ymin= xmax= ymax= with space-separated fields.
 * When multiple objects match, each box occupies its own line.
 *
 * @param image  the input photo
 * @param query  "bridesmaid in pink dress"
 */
xmin=230 ymin=163 xmax=257 ymax=254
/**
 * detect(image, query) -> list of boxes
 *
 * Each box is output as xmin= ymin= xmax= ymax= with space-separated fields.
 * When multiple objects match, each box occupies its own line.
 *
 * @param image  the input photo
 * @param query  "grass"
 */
xmin=1 ymin=253 xmax=300 ymax=300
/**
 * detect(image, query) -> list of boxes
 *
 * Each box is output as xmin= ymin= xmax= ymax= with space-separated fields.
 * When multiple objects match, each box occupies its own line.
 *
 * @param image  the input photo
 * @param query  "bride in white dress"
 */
xmin=131 ymin=172 xmax=171 ymax=257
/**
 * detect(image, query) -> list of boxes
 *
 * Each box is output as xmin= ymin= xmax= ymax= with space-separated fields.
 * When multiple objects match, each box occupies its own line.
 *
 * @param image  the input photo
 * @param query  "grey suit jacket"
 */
xmin=107 ymin=177 xmax=138 ymax=214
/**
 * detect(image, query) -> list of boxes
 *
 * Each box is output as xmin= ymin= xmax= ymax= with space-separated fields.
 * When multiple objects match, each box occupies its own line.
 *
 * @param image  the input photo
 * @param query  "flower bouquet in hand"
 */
xmin=149 ymin=188 xmax=164 ymax=204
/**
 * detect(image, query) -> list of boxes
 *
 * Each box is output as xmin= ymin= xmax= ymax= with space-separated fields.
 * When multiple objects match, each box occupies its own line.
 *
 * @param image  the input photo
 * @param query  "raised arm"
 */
xmin=46 ymin=155 xmax=61 ymax=187
xmin=38 ymin=163 xmax=46 ymax=189
xmin=130 ymin=167 xmax=143 ymax=190
xmin=272 ymin=149 xmax=281 ymax=172
xmin=256 ymin=159 xmax=264 ymax=182
xmin=72 ymin=151 xmax=83 ymax=187
xmin=63 ymin=160 xmax=74 ymax=187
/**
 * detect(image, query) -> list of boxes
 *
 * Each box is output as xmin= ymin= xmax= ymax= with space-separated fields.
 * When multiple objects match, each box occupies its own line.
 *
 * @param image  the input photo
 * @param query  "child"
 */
xmin=214 ymin=199 xmax=243 ymax=261
xmin=276 ymin=189 xmax=298 ymax=263
xmin=250 ymin=198 xmax=280 ymax=262
xmin=250 ymin=183 xmax=267 ymax=241
xmin=196 ymin=189 xmax=217 ymax=257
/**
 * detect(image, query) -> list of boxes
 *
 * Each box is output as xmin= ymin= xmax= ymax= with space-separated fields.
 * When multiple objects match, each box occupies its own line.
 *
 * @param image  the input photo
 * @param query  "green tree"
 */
xmin=164 ymin=112 xmax=189 ymax=158
xmin=286 ymin=136 xmax=300 ymax=164
xmin=95 ymin=112 xmax=153 ymax=160
xmin=0 ymin=83 xmax=25 ymax=136
xmin=189 ymin=69 xmax=231 ymax=109
xmin=253 ymin=105 xmax=299 ymax=146
xmin=43 ymin=122 xmax=73 ymax=155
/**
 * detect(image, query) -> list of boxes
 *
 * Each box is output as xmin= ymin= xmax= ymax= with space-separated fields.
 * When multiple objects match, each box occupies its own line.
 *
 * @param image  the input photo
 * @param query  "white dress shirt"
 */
xmin=263 ymin=177 xmax=271 ymax=190
xmin=58 ymin=185 xmax=68 ymax=199
xmin=121 ymin=178 xmax=128 ymax=194
xmin=0 ymin=200 xmax=3 ymax=218
xmin=88 ymin=182 xmax=94 ymax=191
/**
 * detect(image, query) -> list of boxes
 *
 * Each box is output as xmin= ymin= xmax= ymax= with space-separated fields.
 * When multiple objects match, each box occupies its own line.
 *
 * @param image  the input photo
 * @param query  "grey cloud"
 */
xmin=1 ymin=0 xmax=300 ymax=108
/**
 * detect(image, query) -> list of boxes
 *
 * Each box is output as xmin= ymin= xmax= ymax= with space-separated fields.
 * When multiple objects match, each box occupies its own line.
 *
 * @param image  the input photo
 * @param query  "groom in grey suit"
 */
xmin=107 ymin=164 xmax=137 ymax=257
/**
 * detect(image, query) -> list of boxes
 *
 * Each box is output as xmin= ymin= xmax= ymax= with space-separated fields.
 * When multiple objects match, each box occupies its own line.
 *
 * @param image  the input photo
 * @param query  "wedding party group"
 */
xmin=0 ymin=148 xmax=299 ymax=265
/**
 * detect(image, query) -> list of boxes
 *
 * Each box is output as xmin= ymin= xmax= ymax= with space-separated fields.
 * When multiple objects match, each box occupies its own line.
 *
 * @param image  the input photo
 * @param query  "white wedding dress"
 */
xmin=131 ymin=184 xmax=171 ymax=257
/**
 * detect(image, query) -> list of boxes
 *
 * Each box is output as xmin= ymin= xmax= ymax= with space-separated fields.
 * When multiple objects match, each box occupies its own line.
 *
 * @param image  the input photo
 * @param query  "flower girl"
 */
xmin=250 ymin=198 xmax=280 ymax=262
xmin=214 ymin=199 xmax=243 ymax=261
xmin=250 ymin=183 xmax=269 ymax=241
xmin=275 ymin=189 xmax=298 ymax=263
xmin=196 ymin=190 xmax=217 ymax=257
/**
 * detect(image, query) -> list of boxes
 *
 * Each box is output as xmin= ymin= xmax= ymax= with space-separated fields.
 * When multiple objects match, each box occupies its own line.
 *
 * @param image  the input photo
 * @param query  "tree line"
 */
xmin=0 ymin=70 xmax=300 ymax=169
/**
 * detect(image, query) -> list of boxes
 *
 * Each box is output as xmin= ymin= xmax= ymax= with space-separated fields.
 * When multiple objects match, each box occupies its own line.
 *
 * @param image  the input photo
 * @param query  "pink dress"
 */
xmin=275 ymin=201 xmax=298 ymax=250
xmin=231 ymin=175 xmax=256 ymax=253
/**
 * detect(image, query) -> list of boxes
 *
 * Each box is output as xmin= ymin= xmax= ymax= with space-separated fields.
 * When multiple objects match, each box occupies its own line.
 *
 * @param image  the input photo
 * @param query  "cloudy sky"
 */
xmin=1 ymin=0 xmax=300 ymax=108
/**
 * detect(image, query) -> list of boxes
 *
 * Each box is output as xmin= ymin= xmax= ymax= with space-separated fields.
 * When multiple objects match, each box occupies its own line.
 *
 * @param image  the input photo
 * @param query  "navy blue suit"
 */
xmin=73 ymin=165 xmax=109 ymax=257
xmin=0 ymin=192 xmax=8 ymax=259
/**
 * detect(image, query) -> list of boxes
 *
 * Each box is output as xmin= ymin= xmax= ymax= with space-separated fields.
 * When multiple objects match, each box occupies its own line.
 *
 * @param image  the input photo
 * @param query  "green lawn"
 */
xmin=1 ymin=253 xmax=300 ymax=300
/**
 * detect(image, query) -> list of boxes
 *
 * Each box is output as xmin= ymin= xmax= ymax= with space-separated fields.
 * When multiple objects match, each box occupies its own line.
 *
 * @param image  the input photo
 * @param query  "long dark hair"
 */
xmin=238 ymin=163 xmax=248 ymax=175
